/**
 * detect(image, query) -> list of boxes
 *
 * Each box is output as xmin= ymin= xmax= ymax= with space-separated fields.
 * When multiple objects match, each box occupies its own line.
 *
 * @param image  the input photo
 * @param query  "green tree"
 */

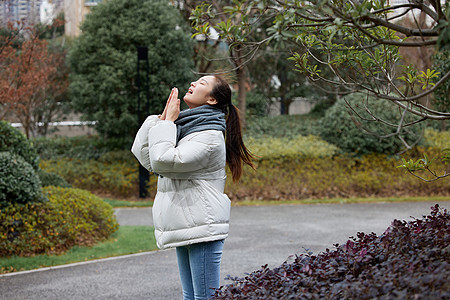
xmin=68 ymin=0 xmax=194 ymax=141
xmin=191 ymin=0 xmax=450 ymax=179
xmin=191 ymin=0 xmax=449 ymax=139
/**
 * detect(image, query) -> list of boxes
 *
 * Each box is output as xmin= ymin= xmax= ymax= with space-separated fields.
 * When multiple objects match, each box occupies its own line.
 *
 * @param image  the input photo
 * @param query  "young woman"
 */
xmin=131 ymin=75 xmax=255 ymax=299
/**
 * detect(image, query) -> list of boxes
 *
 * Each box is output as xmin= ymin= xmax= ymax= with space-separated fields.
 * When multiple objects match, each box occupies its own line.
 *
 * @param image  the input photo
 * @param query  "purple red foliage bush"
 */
xmin=214 ymin=204 xmax=449 ymax=299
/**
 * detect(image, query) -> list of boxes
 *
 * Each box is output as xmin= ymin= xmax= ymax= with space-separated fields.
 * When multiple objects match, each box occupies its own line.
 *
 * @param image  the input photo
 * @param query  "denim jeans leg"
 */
xmin=176 ymin=246 xmax=195 ymax=300
xmin=190 ymin=240 xmax=224 ymax=299
xmin=176 ymin=240 xmax=225 ymax=300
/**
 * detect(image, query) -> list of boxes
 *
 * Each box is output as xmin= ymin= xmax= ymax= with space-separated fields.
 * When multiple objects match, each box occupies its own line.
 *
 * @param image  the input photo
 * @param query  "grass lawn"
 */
xmin=0 ymin=226 xmax=157 ymax=275
xmin=234 ymin=196 xmax=450 ymax=206
xmin=102 ymin=195 xmax=450 ymax=208
xmin=103 ymin=198 xmax=153 ymax=207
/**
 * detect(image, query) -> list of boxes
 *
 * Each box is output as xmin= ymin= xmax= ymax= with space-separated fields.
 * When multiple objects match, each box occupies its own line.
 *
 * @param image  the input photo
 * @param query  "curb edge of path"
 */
xmin=0 ymin=249 xmax=170 ymax=278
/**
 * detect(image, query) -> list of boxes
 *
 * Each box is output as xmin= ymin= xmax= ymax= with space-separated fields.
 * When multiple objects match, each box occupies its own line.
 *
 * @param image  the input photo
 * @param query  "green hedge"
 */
xmin=225 ymin=148 xmax=450 ymax=201
xmin=0 ymin=152 xmax=46 ymax=208
xmin=318 ymin=93 xmax=424 ymax=155
xmin=32 ymin=136 xmax=130 ymax=160
xmin=0 ymin=186 xmax=119 ymax=256
xmin=0 ymin=121 xmax=39 ymax=169
xmin=37 ymin=169 xmax=71 ymax=188
xmin=39 ymin=155 xmax=156 ymax=198
xmin=38 ymin=133 xmax=450 ymax=201
xmin=245 ymin=114 xmax=320 ymax=139
xmin=246 ymin=135 xmax=339 ymax=160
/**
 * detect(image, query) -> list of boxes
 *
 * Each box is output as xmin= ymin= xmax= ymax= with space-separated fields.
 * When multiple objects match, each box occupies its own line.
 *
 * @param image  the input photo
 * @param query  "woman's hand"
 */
xmin=159 ymin=88 xmax=175 ymax=120
xmin=164 ymin=88 xmax=180 ymax=122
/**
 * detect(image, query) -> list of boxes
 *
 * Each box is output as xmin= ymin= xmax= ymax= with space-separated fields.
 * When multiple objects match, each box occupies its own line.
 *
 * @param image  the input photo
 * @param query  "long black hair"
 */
xmin=210 ymin=75 xmax=256 ymax=182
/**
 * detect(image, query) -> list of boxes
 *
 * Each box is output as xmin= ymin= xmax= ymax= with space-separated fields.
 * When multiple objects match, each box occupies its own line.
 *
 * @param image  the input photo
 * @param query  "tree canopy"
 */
xmin=191 ymin=0 xmax=449 ymax=146
xmin=0 ymin=21 xmax=68 ymax=138
xmin=69 ymin=0 xmax=195 ymax=141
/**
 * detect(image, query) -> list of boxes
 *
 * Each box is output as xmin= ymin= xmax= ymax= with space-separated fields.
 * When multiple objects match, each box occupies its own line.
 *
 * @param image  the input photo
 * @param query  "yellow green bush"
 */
xmin=245 ymin=135 xmax=339 ymax=159
xmin=424 ymin=129 xmax=450 ymax=149
xmin=39 ymin=158 xmax=157 ymax=198
xmin=225 ymin=148 xmax=450 ymax=201
xmin=0 ymin=186 xmax=118 ymax=256
xmin=38 ymin=135 xmax=450 ymax=202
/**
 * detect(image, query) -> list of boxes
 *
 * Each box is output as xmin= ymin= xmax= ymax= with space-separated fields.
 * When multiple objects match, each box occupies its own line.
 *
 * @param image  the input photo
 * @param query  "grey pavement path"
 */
xmin=1 ymin=201 xmax=448 ymax=300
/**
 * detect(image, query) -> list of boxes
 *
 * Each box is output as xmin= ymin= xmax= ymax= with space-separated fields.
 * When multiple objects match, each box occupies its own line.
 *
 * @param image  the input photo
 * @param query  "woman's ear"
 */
xmin=206 ymin=98 xmax=218 ymax=105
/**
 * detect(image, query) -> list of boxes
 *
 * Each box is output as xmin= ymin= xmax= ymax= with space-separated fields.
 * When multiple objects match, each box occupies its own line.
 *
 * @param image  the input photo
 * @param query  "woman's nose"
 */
xmin=190 ymin=82 xmax=196 ymax=87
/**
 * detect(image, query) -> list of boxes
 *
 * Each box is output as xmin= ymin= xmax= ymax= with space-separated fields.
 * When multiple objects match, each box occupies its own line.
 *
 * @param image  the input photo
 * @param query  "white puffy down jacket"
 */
xmin=131 ymin=115 xmax=231 ymax=249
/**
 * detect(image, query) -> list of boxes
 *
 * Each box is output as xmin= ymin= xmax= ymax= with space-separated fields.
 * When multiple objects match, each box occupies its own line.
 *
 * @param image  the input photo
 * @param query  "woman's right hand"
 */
xmin=160 ymin=88 xmax=175 ymax=120
xmin=165 ymin=88 xmax=180 ymax=122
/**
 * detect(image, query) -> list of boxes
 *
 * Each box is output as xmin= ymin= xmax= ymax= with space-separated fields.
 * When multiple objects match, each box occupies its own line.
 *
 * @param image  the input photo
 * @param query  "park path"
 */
xmin=0 ymin=201 xmax=448 ymax=299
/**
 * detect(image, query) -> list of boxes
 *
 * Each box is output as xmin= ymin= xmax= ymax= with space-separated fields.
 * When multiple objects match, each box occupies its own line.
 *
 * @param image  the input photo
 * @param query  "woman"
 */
xmin=131 ymin=75 xmax=255 ymax=299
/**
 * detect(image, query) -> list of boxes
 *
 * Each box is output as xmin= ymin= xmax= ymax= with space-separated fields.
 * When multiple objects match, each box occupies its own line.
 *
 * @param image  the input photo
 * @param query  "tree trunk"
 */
xmin=234 ymin=45 xmax=246 ymax=128
xmin=236 ymin=65 xmax=246 ymax=128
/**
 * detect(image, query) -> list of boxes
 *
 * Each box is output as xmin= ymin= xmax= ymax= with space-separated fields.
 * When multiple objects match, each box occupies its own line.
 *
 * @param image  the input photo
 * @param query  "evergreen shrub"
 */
xmin=0 ymin=186 xmax=119 ymax=256
xmin=39 ymin=157 xmax=154 ymax=198
xmin=214 ymin=205 xmax=449 ymax=299
xmin=0 ymin=121 xmax=39 ymax=169
xmin=37 ymin=169 xmax=71 ymax=188
xmin=0 ymin=152 xmax=46 ymax=208
xmin=33 ymin=135 xmax=129 ymax=160
xmin=246 ymin=89 xmax=269 ymax=117
xmin=225 ymin=147 xmax=449 ymax=201
xmin=245 ymin=115 xmax=320 ymax=139
xmin=318 ymin=93 xmax=423 ymax=155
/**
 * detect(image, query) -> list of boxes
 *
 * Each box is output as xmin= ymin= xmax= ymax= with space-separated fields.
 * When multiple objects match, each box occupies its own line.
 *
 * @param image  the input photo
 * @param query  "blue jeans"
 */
xmin=176 ymin=239 xmax=225 ymax=300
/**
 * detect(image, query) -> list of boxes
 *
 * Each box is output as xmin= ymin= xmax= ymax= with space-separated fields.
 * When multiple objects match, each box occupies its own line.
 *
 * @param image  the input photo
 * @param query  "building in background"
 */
xmin=64 ymin=0 xmax=103 ymax=37
xmin=0 ymin=0 xmax=41 ymax=25
xmin=0 ymin=0 xmax=63 ymax=26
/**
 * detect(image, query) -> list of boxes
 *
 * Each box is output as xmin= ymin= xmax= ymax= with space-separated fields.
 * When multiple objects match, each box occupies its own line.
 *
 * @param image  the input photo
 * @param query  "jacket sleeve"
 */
xmin=148 ymin=121 xmax=213 ymax=174
xmin=131 ymin=115 xmax=161 ymax=171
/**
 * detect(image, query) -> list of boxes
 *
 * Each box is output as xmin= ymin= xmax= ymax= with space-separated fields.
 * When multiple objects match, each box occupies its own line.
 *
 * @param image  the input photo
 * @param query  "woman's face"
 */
xmin=183 ymin=76 xmax=217 ymax=109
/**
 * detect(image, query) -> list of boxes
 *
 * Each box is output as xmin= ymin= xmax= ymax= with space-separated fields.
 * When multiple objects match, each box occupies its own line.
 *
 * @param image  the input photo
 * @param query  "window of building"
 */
xmin=85 ymin=0 xmax=103 ymax=7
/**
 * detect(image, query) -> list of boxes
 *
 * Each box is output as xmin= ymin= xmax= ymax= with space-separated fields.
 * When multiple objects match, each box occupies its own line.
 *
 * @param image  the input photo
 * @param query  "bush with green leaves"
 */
xmin=0 ymin=121 xmax=39 ymax=169
xmin=0 ymin=186 xmax=119 ymax=256
xmin=424 ymin=128 xmax=450 ymax=149
xmin=37 ymin=169 xmax=71 ymax=188
xmin=0 ymin=152 xmax=46 ymax=208
xmin=32 ymin=135 xmax=130 ymax=160
xmin=246 ymin=135 xmax=339 ymax=160
xmin=39 ymin=155 xmax=149 ymax=198
xmin=246 ymin=89 xmax=269 ymax=117
xmin=318 ymin=93 xmax=423 ymax=155
xmin=245 ymin=114 xmax=320 ymax=139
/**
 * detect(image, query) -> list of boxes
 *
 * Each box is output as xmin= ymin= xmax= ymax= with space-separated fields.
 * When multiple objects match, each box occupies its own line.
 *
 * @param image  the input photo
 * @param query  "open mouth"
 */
xmin=187 ymin=88 xmax=193 ymax=94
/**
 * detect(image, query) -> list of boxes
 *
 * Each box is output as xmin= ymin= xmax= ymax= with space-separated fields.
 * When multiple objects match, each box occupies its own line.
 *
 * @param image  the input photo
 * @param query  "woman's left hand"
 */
xmin=165 ymin=88 xmax=180 ymax=122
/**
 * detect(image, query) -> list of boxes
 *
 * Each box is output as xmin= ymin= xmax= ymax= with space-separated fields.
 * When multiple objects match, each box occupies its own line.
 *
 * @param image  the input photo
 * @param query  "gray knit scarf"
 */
xmin=175 ymin=105 xmax=226 ymax=143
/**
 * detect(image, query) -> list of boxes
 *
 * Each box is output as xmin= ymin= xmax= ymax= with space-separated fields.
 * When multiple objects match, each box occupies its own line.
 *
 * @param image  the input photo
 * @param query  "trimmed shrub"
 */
xmin=39 ymin=157 xmax=154 ymax=198
xmin=36 ymin=127 xmax=449 ymax=201
xmin=38 ymin=147 xmax=450 ymax=201
xmin=0 ymin=152 xmax=46 ymax=208
xmin=318 ymin=93 xmax=423 ymax=155
xmin=0 ymin=186 xmax=119 ymax=256
xmin=246 ymin=89 xmax=269 ymax=117
xmin=245 ymin=115 xmax=320 ymax=139
xmin=424 ymin=128 xmax=450 ymax=149
xmin=37 ymin=169 xmax=71 ymax=188
xmin=0 ymin=121 xmax=39 ymax=169
xmin=214 ymin=205 xmax=449 ymax=299
xmin=32 ymin=135 xmax=129 ymax=160
xmin=246 ymin=135 xmax=339 ymax=160
xmin=225 ymin=147 xmax=450 ymax=201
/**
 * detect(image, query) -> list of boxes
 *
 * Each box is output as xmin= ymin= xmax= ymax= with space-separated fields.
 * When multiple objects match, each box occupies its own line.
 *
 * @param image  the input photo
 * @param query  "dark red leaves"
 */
xmin=213 ymin=205 xmax=449 ymax=299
